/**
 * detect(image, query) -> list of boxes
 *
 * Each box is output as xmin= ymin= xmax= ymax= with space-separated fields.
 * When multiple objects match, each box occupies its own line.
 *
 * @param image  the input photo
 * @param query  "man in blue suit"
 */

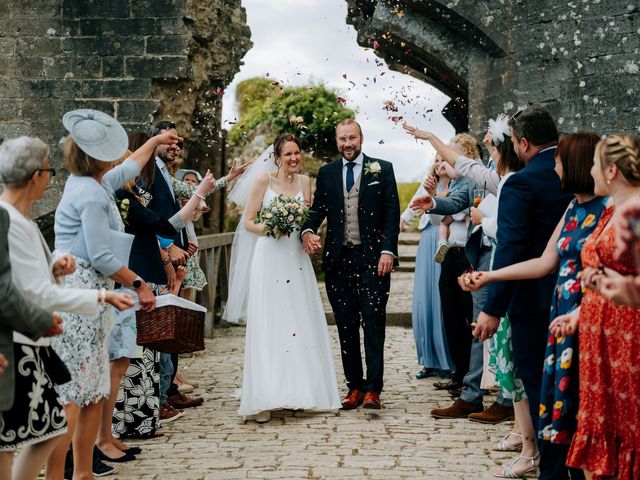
xmin=473 ymin=106 xmax=576 ymax=480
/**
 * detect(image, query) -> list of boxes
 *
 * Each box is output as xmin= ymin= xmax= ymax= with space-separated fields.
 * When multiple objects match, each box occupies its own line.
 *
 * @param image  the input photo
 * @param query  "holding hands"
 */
xmin=549 ymin=309 xmax=580 ymax=338
xmin=302 ymin=232 xmax=322 ymax=254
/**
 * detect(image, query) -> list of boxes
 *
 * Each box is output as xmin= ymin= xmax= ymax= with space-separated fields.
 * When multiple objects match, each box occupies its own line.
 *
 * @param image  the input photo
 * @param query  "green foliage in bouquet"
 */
xmin=229 ymin=77 xmax=355 ymax=159
xmin=256 ymin=194 xmax=310 ymax=239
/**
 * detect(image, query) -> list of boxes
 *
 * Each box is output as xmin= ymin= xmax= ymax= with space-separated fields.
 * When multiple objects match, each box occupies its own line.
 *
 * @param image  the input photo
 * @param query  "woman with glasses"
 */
xmin=0 ymin=136 xmax=133 ymax=480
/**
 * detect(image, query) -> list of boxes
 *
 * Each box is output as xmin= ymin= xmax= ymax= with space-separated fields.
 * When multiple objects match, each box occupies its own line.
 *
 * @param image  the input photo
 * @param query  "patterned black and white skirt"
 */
xmin=0 ymin=343 xmax=67 ymax=451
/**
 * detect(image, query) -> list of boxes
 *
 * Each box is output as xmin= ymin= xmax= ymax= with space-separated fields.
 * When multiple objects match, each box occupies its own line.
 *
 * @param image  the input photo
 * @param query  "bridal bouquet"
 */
xmin=256 ymin=194 xmax=310 ymax=238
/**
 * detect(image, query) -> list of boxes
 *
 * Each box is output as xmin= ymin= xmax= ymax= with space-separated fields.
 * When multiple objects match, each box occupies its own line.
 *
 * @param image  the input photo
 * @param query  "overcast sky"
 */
xmin=221 ymin=0 xmax=455 ymax=182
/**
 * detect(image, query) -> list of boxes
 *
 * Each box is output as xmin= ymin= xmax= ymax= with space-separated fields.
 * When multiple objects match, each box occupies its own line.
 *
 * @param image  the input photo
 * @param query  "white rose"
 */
xmin=369 ymin=161 xmax=381 ymax=173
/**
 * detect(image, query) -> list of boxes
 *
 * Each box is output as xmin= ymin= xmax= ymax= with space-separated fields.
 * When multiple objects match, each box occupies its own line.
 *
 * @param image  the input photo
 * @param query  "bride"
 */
xmin=224 ymin=133 xmax=341 ymax=423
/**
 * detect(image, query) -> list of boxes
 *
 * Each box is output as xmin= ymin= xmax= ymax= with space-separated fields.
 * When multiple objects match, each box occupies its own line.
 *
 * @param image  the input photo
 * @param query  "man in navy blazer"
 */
xmin=473 ymin=107 xmax=574 ymax=480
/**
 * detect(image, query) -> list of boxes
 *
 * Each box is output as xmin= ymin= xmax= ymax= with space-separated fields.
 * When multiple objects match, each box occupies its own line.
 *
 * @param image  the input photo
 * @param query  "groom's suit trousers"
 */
xmin=325 ymin=245 xmax=390 ymax=394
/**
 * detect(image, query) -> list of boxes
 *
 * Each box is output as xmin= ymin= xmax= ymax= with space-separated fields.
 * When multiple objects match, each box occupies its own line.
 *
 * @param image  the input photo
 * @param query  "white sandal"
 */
xmin=492 ymin=452 xmax=539 ymax=478
xmin=492 ymin=432 xmax=523 ymax=452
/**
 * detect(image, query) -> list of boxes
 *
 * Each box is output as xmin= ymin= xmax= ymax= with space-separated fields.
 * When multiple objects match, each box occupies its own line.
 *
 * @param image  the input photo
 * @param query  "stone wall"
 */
xmin=0 ymin=0 xmax=251 ymax=234
xmin=347 ymin=0 xmax=639 ymax=137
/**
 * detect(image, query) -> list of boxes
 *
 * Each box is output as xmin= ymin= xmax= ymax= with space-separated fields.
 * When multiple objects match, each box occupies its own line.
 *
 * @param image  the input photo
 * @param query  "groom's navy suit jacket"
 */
xmin=304 ymin=154 xmax=400 ymax=272
xmin=483 ymin=147 xmax=573 ymax=318
xmin=145 ymin=162 xmax=187 ymax=250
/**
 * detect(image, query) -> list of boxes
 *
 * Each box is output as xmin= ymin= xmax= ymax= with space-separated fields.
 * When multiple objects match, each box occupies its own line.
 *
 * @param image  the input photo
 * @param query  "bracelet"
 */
xmin=162 ymin=257 xmax=172 ymax=265
xmin=193 ymin=192 xmax=206 ymax=201
xmin=99 ymin=288 xmax=106 ymax=304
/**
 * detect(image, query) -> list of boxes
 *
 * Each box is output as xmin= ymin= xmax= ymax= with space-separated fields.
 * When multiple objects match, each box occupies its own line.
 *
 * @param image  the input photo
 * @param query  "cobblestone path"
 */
xmin=111 ymin=325 xmax=516 ymax=480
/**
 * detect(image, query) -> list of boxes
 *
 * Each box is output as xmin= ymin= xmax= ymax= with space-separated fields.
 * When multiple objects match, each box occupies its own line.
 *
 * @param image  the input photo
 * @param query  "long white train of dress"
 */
xmin=238 ymin=188 xmax=341 ymax=416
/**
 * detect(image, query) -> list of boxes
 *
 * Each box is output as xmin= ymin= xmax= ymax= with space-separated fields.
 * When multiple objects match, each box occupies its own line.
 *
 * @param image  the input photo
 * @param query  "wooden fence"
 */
xmin=193 ymin=232 xmax=234 ymax=337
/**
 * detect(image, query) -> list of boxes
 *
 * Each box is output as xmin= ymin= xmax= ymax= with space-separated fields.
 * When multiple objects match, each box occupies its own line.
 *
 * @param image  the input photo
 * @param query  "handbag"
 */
xmin=41 ymin=347 xmax=72 ymax=385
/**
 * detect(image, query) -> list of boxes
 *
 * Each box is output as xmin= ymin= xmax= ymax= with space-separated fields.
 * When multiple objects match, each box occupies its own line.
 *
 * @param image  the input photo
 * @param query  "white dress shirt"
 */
xmin=342 ymin=153 xmax=364 ymax=188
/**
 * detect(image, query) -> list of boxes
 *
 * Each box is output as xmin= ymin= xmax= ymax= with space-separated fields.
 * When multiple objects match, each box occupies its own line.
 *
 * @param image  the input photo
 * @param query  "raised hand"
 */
xmin=44 ymin=315 xmax=64 ymax=337
xmin=423 ymin=175 xmax=437 ymax=196
xmin=154 ymin=132 xmax=183 ymax=146
xmin=409 ymin=194 xmax=433 ymax=212
xmin=226 ymin=159 xmax=253 ymax=182
xmin=197 ymin=170 xmax=217 ymax=196
xmin=402 ymin=123 xmax=432 ymax=141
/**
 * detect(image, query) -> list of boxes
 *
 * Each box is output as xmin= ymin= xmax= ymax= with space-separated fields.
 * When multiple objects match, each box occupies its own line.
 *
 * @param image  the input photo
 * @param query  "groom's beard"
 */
xmin=339 ymin=145 xmax=361 ymax=161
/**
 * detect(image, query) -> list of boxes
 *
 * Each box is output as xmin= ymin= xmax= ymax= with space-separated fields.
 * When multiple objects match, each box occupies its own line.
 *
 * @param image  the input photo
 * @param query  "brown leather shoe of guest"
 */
xmin=468 ymin=401 xmax=514 ymax=424
xmin=431 ymin=398 xmax=483 ymax=419
xmin=341 ymin=389 xmax=365 ymax=410
xmin=167 ymin=393 xmax=204 ymax=409
xmin=362 ymin=392 xmax=381 ymax=410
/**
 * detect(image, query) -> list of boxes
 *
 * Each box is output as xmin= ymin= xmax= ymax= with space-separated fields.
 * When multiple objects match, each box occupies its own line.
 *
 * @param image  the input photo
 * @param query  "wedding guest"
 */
xmin=401 ymin=157 xmax=455 ymax=379
xmin=146 ymin=120 xmax=248 ymax=413
xmin=0 ymin=136 xmax=133 ymax=480
xmin=463 ymin=132 xmax=601 ymax=479
xmin=407 ymin=129 xmax=515 ymax=424
xmin=550 ymin=133 xmax=640 ymax=479
xmin=98 ymin=145 xmax=217 ymax=461
xmin=47 ymin=110 xmax=179 ymax=479
xmin=472 ymin=106 xmax=573 ymax=480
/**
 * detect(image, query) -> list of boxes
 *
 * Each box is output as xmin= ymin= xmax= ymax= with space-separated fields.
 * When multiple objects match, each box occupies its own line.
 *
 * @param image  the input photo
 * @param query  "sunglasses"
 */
xmin=511 ymin=108 xmax=523 ymax=121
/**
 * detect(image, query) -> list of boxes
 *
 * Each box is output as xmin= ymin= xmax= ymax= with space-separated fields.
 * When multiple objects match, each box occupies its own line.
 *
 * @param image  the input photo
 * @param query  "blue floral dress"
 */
xmin=538 ymin=196 xmax=606 ymax=444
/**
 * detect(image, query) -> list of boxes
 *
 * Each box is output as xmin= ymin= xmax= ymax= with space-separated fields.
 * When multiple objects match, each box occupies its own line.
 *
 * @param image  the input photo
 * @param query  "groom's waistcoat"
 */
xmin=343 ymin=172 xmax=362 ymax=245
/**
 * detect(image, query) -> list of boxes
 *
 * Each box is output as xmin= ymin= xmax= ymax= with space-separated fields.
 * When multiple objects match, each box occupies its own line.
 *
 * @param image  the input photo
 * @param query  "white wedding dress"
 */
xmin=238 ymin=182 xmax=341 ymax=416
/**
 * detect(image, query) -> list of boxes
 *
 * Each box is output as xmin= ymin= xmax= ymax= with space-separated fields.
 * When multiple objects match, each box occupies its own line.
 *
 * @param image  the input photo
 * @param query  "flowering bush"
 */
xmin=256 ymin=194 xmax=310 ymax=238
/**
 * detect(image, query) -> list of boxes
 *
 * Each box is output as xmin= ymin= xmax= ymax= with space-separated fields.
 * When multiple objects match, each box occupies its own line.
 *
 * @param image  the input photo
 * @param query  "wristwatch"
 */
xmin=132 ymin=276 xmax=143 ymax=289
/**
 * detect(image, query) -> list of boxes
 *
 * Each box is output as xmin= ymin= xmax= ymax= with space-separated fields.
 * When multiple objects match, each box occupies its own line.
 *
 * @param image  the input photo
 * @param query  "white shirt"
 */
xmin=156 ymin=156 xmax=176 ymax=200
xmin=342 ymin=153 xmax=364 ymax=188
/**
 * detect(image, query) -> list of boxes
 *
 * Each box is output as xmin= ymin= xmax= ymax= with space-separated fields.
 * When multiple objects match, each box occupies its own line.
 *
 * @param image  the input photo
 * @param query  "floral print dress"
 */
xmin=567 ymin=206 xmax=640 ymax=479
xmin=538 ymin=197 xmax=606 ymax=444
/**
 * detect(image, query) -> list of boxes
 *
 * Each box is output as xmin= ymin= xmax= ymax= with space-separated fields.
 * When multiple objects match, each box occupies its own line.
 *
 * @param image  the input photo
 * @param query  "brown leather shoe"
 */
xmin=362 ymin=392 xmax=381 ymax=410
xmin=468 ymin=401 xmax=514 ymax=424
xmin=167 ymin=393 xmax=204 ymax=409
xmin=431 ymin=398 xmax=483 ymax=419
xmin=341 ymin=389 xmax=365 ymax=410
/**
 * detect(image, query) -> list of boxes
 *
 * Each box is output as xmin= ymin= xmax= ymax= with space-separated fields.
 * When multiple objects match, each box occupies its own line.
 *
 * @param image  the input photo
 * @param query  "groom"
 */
xmin=302 ymin=119 xmax=400 ymax=410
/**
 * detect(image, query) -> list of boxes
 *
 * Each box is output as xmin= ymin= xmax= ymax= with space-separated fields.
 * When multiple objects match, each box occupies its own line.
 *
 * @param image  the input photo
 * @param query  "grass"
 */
xmin=397 ymin=182 xmax=420 ymax=212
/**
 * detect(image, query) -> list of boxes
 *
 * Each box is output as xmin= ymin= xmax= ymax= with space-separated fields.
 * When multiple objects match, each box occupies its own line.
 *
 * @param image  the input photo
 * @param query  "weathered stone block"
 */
xmin=146 ymin=35 xmax=190 ymax=55
xmin=15 ymin=37 xmax=62 ymax=57
xmin=0 ymin=38 xmax=15 ymax=57
xmin=62 ymin=0 xmax=131 ymax=19
xmin=155 ymin=17 xmax=188 ymax=35
xmin=98 ymin=79 xmax=151 ymax=98
xmin=62 ymin=36 xmax=145 ymax=56
xmin=130 ymin=0 xmax=186 ymax=18
xmin=42 ymin=55 xmax=103 ymax=79
xmin=102 ymin=56 xmax=126 ymax=77
xmin=125 ymin=55 xmax=190 ymax=79
xmin=116 ymin=99 xmax=161 ymax=122
xmin=79 ymin=18 xmax=157 ymax=36
xmin=63 ymin=99 xmax=115 ymax=116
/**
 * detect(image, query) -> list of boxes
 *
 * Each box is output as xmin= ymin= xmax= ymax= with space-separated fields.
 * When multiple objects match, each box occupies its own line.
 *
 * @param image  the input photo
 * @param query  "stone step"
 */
xmin=399 ymin=237 xmax=419 ymax=246
xmin=398 ymin=255 xmax=415 ymax=262
xmin=396 ymin=262 xmax=415 ymax=273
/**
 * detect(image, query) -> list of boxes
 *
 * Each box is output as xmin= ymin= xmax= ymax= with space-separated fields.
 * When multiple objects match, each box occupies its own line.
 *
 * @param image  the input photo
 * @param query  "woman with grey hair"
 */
xmin=0 ymin=135 xmax=134 ymax=480
xmin=45 ymin=111 xmax=181 ymax=480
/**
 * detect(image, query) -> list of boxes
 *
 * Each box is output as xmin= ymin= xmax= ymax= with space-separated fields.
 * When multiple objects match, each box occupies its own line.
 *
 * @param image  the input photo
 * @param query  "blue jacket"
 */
xmin=145 ymin=162 xmax=187 ymax=250
xmin=483 ymin=148 xmax=573 ymax=317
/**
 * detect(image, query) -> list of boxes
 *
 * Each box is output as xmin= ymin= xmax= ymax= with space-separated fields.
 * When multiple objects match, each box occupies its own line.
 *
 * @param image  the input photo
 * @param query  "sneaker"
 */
xmin=93 ymin=456 xmax=115 ymax=477
xmin=159 ymin=403 xmax=184 ymax=424
xmin=433 ymin=240 xmax=449 ymax=263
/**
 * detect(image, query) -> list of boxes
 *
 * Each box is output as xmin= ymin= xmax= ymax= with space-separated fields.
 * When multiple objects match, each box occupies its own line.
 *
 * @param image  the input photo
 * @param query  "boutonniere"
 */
xmin=116 ymin=198 xmax=130 ymax=225
xmin=364 ymin=161 xmax=382 ymax=177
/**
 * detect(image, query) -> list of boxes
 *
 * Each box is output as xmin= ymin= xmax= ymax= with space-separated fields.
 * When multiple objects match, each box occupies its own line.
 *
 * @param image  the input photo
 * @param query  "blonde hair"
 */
xmin=452 ymin=133 xmax=480 ymax=159
xmin=596 ymin=134 xmax=640 ymax=185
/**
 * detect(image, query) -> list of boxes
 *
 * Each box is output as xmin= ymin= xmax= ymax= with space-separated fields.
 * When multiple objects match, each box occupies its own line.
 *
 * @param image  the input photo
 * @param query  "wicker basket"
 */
xmin=136 ymin=295 xmax=206 ymax=354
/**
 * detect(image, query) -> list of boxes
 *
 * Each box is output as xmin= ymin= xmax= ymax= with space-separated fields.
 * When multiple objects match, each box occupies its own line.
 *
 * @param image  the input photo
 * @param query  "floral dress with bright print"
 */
xmin=567 ymin=205 xmax=640 ymax=479
xmin=538 ymin=197 xmax=606 ymax=444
